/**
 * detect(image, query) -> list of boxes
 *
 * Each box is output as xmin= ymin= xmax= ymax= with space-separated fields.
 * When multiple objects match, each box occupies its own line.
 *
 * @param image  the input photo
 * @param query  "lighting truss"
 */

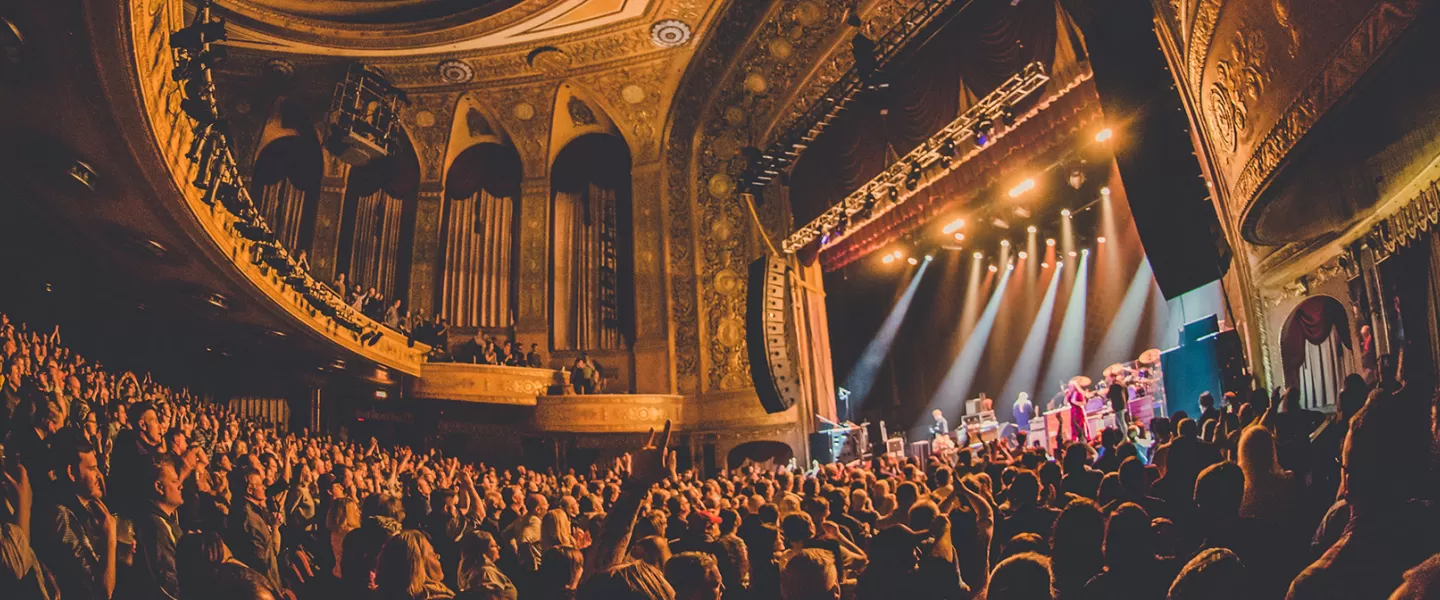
xmin=782 ymin=62 xmax=1049 ymax=253
xmin=737 ymin=0 xmax=973 ymax=192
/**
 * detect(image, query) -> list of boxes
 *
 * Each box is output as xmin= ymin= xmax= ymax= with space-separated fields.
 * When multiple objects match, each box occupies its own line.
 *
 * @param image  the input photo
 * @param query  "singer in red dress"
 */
xmin=1066 ymin=381 xmax=1090 ymax=442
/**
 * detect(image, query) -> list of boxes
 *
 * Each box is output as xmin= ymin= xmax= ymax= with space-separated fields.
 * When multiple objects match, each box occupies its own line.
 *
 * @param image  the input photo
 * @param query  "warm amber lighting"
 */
xmin=1046 ymin=238 xmax=1056 ymax=246
xmin=988 ymin=264 xmax=999 ymax=273
xmin=1095 ymin=128 xmax=1113 ymax=142
xmin=1061 ymin=208 xmax=1072 ymax=217
xmin=1008 ymin=178 xmax=1036 ymax=198
xmin=882 ymin=254 xmax=895 ymax=264
xmin=1027 ymin=225 xmax=1038 ymax=233
xmin=954 ymin=232 xmax=965 ymax=242
xmin=1097 ymin=236 xmax=1107 ymax=244
xmin=942 ymin=218 xmax=966 ymax=234
xmin=1018 ymin=251 xmax=1028 ymax=259
xmin=907 ymin=257 xmax=919 ymax=265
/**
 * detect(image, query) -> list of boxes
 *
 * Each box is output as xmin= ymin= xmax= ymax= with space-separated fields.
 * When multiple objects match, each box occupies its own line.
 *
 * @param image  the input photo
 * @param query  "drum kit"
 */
xmin=1095 ymin=348 xmax=1163 ymax=394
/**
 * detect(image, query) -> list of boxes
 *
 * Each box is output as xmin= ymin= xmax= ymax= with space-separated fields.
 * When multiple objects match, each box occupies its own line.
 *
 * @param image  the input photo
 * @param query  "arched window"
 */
xmin=441 ymin=143 xmax=522 ymax=328
xmin=251 ymin=100 xmax=322 ymax=252
xmin=1280 ymin=295 xmax=1354 ymax=409
xmin=337 ymin=137 xmax=419 ymax=303
xmin=550 ymin=133 xmax=632 ymax=351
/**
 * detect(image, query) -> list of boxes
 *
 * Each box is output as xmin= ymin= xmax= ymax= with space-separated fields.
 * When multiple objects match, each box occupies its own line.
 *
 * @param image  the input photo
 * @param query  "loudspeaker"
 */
xmin=808 ymin=432 xmax=837 ymax=465
xmin=747 ymin=255 xmax=801 ymax=414
xmin=1083 ymin=1 xmax=1231 ymax=300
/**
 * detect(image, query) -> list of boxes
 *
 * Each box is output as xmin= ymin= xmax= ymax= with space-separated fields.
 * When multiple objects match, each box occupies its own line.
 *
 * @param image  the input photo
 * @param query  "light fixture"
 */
xmin=1081 ymin=249 xmax=1090 ymax=256
xmin=1095 ymin=128 xmax=1113 ymax=142
xmin=1042 ymin=262 xmax=1051 ymax=268
xmin=1026 ymin=225 xmax=1038 ymax=234
xmin=924 ymin=254 xmax=934 ymax=262
xmin=1008 ymin=178 xmax=1036 ymax=198
xmin=1007 ymin=263 xmax=1015 ymax=271
xmin=1101 ymin=186 xmax=1112 ymax=196
xmin=893 ymin=249 xmax=904 ymax=259
xmin=1068 ymin=250 xmax=1078 ymax=258
xmin=942 ymin=218 xmax=965 ymax=234
xmin=1018 ymin=251 xmax=1028 ymax=259
xmin=973 ymin=251 xmax=983 ymax=259
xmin=954 ymin=232 xmax=965 ymax=242
xmin=907 ymin=257 xmax=919 ymax=265
xmin=1000 ymin=239 xmax=1011 ymax=247
xmin=1061 ymin=208 xmax=1072 ymax=217
xmin=988 ymin=264 xmax=998 ymax=273
xmin=883 ymin=254 xmax=895 ymax=264
xmin=1046 ymin=238 xmax=1056 ymax=246
xmin=1013 ymin=207 xmax=1032 ymax=219
xmin=975 ymin=118 xmax=995 ymax=147
xmin=1097 ymin=236 xmax=1107 ymax=244
xmin=1057 ymin=261 xmax=1064 ymax=268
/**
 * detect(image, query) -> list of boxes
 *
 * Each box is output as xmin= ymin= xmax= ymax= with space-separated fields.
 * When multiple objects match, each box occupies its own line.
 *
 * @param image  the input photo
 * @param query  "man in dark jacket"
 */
xmin=35 ymin=434 xmax=118 ymax=600
xmin=118 ymin=454 xmax=184 ymax=600
xmin=228 ymin=468 xmax=282 ymax=589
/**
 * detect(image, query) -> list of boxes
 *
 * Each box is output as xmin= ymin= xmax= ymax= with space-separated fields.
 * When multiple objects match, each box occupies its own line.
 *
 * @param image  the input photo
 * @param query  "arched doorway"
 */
xmin=440 ymin=142 xmax=523 ymax=329
xmin=549 ymin=133 xmax=633 ymax=351
xmin=251 ymin=99 xmax=322 ymax=253
xmin=1280 ymin=295 xmax=1354 ymax=410
xmin=336 ymin=133 xmax=420 ymax=307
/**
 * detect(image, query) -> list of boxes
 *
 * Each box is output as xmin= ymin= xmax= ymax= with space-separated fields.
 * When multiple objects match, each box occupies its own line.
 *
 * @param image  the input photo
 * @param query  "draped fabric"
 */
xmin=552 ymin=184 xmax=618 ymax=350
xmin=258 ymin=179 xmax=308 ymax=251
xmin=441 ymin=189 xmax=514 ymax=328
xmin=350 ymin=190 xmax=405 ymax=299
xmin=1280 ymin=296 xmax=1352 ymax=385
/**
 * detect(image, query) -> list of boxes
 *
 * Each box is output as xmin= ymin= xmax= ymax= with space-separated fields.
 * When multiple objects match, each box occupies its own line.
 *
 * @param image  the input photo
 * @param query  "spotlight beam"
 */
xmin=922 ymin=267 xmax=1014 ymax=435
xmin=1087 ymin=260 xmax=1156 ymax=375
xmin=842 ymin=260 xmax=932 ymax=410
xmin=999 ymin=262 xmax=1062 ymax=414
xmin=1041 ymin=252 xmax=1089 ymax=397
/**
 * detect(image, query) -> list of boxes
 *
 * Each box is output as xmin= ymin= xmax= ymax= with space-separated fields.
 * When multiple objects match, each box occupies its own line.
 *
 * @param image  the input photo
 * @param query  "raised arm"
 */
xmin=587 ymin=420 xmax=672 ymax=575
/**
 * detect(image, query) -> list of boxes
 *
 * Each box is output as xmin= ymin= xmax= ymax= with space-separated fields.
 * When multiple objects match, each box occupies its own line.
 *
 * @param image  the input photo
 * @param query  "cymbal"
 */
xmin=1139 ymin=348 xmax=1162 ymax=364
xmin=1103 ymin=363 xmax=1126 ymax=378
xmin=1070 ymin=375 xmax=1093 ymax=388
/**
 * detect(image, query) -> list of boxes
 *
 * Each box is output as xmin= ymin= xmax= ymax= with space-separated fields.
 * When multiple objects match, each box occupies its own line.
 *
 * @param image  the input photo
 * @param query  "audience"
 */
xmin=3 ymin=308 xmax=1440 ymax=600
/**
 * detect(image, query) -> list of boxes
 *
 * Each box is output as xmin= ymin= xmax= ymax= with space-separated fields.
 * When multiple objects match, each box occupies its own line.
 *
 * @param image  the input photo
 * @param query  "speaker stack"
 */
xmin=1083 ymin=1 xmax=1232 ymax=300
xmin=747 ymin=255 xmax=801 ymax=414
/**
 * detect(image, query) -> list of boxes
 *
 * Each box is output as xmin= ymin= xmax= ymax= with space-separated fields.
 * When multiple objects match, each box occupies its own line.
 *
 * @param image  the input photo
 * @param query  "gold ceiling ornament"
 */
xmin=650 ymin=19 xmax=693 ymax=47
xmin=621 ymin=84 xmax=647 ymax=104
xmin=436 ymin=58 xmax=474 ymax=83
xmin=512 ymin=102 xmax=535 ymax=121
xmin=526 ymin=46 xmax=573 ymax=74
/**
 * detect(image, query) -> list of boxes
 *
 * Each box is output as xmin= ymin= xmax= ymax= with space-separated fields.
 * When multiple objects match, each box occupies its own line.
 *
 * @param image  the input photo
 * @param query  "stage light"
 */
xmin=942 ymin=218 xmax=965 ymax=234
xmin=1046 ymin=238 xmax=1056 ymax=246
xmin=1095 ymin=128 xmax=1113 ymax=142
xmin=988 ymin=264 xmax=998 ymax=273
xmin=954 ymin=232 xmax=965 ymax=242
xmin=991 ymin=218 xmax=1011 ymax=229
xmin=1008 ymin=178 xmax=1036 ymax=198
xmin=1061 ymin=208 xmax=1072 ymax=217
xmin=907 ymin=257 xmax=919 ymax=265
xmin=1068 ymin=250 xmax=1078 ymax=258
xmin=924 ymin=254 xmax=934 ymax=262
xmin=892 ymin=249 xmax=904 ymax=259
xmin=1042 ymin=262 xmax=1051 ymax=268
xmin=973 ymin=251 xmax=983 ymax=259
xmin=1007 ymin=263 xmax=1015 ymax=271
xmin=1027 ymin=225 xmax=1038 ymax=233
xmin=1081 ymin=248 xmax=1090 ymax=256
xmin=1018 ymin=251 xmax=1028 ymax=259
xmin=1101 ymin=186 xmax=1112 ymax=196
xmin=975 ymin=119 xmax=995 ymax=147
xmin=1000 ymin=240 xmax=1010 ymax=247
xmin=1097 ymin=236 xmax=1107 ymax=244
xmin=1057 ymin=261 xmax=1064 ymax=268
xmin=882 ymin=254 xmax=895 ymax=264
xmin=1013 ymin=207 xmax=1031 ymax=219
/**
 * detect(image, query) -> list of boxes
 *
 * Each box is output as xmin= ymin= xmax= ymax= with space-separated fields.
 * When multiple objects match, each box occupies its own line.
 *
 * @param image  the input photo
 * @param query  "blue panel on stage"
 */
xmin=1160 ymin=315 xmax=1224 ymax=422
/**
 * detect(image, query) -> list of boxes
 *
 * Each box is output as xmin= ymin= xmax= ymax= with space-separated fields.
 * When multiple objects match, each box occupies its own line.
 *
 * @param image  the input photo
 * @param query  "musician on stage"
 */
xmin=1012 ymin=392 xmax=1035 ymax=438
xmin=1066 ymin=380 xmax=1090 ymax=442
xmin=1106 ymin=380 xmax=1130 ymax=431
xmin=929 ymin=409 xmax=950 ymax=439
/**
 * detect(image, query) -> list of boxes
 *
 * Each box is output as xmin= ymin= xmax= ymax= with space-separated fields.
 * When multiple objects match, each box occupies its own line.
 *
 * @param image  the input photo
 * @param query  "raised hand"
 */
xmin=628 ymin=420 xmax=672 ymax=488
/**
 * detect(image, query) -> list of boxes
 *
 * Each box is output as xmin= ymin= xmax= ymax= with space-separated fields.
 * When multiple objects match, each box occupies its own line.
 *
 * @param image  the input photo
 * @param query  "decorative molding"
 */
xmin=412 ymin=363 xmax=564 ymax=405
xmin=1205 ymin=21 xmax=1270 ymax=156
xmin=534 ymin=394 xmax=685 ymax=433
xmin=1234 ymin=0 xmax=1423 ymax=229
xmin=1187 ymin=0 xmax=1226 ymax=99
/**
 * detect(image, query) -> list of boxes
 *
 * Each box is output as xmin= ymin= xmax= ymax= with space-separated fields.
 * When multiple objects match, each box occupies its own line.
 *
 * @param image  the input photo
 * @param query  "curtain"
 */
xmin=442 ymin=189 xmax=514 ymax=328
xmin=552 ymin=184 xmax=618 ymax=350
xmin=259 ymin=178 xmax=308 ymax=250
xmin=351 ymin=190 xmax=405 ymax=299
xmin=1281 ymin=297 xmax=1352 ymax=384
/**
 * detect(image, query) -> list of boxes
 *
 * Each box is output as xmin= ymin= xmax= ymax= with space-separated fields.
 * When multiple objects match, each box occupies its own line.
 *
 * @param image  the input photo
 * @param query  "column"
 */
xmin=630 ymin=161 xmax=671 ymax=393
xmin=514 ymin=176 xmax=551 ymax=354
xmin=309 ymin=155 xmax=350 ymax=283
xmin=408 ymin=180 xmax=445 ymax=317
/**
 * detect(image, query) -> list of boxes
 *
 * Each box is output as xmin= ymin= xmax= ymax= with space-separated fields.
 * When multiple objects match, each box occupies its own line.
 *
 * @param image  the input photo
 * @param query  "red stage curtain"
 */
xmin=1281 ymin=296 xmax=1352 ymax=383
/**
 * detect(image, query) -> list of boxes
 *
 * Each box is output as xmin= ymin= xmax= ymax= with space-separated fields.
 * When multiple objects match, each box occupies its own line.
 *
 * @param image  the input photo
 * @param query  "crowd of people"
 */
xmin=2 ymin=304 xmax=1438 ymax=600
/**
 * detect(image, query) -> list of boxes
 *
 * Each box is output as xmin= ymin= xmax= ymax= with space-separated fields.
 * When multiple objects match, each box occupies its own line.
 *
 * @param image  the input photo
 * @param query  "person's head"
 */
xmin=327 ymin=496 xmax=361 ymax=537
xmin=149 ymin=454 xmax=184 ymax=512
xmin=894 ymin=481 xmax=919 ymax=507
xmin=1049 ymin=499 xmax=1104 ymax=588
xmin=1000 ymin=532 xmax=1047 ymax=561
xmin=538 ymin=545 xmax=585 ymax=595
xmin=1097 ymin=473 xmax=1122 ymax=506
xmin=1008 ymin=470 xmax=1041 ymax=508
xmin=780 ymin=548 xmax=840 ymax=600
xmin=130 ymin=401 xmax=162 ymax=445
xmin=1193 ymin=461 xmax=1244 ymax=518
xmin=167 ymin=429 xmax=188 ymax=456
xmin=1237 ymin=425 xmax=1281 ymax=477
xmin=987 ymin=552 xmax=1054 ymax=600
xmin=932 ymin=409 xmax=944 ymax=421
xmin=1167 ymin=548 xmax=1248 ymax=600
xmin=376 ymin=530 xmax=441 ymax=599
xmin=578 ymin=561 xmax=675 ymax=600
xmin=1061 ymin=444 xmax=1091 ymax=474
xmin=525 ymin=492 xmax=549 ymax=516
xmin=542 ymin=508 xmax=576 ymax=549
xmin=631 ymin=535 xmax=672 ymax=571
xmin=1151 ymin=417 xmax=1173 ymax=441
xmin=667 ymin=493 xmax=691 ymax=517
xmin=780 ymin=512 xmax=815 ymax=546
xmin=456 ymin=531 xmax=502 ymax=591
xmin=1103 ymin=503 xmax=1152 ymax=567
xmin=1175 ymin=418 xmax=1198 ymax=439
xmin=57 ymin=433 xmax=104 ymax=501
xmin=244 ymin=469 xmax=267 ymax=505
xmin=1198 ymin=392 xmax=1214 ymax=410
xmin=665 ymin=551 xmax=723 ymax=600
xmin=870 ymin=524 xmax=924 ymax=573
xmin=1339 ymin=373 xmax=1369 ymax=420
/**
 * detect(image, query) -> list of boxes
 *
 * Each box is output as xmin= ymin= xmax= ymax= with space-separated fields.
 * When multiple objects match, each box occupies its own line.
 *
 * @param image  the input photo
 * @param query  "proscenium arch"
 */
xmin=438 ymin=141 xmax=524 ymax=329
xmin=1279 ymin=294 xmax=1353 ymax=404
xmin=549 ymin=132 xmax=634 ymax=353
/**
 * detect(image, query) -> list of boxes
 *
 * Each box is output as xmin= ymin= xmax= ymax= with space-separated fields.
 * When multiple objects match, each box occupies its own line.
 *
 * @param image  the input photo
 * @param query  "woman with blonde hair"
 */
xmin=1237 ymin=425 xmax=1299 ymax=521
xmin=326 ymin=496 xmax=362 ymax=578
xmin=542 ymin=508 xmax=578 ymax=553
xmin=376 ymin=530 xmax=454 ymax=600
